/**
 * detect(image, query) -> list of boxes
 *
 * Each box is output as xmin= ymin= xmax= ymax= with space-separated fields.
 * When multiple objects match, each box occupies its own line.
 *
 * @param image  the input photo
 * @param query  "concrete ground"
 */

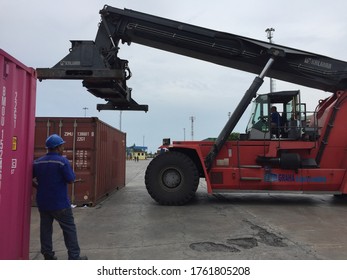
xmin=30 ymin=160 xmax=347 ymax=260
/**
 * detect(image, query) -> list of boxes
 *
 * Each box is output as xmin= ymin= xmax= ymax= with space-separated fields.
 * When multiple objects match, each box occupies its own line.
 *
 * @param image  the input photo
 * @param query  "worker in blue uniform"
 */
xmin=33 ymin=134 xmax=87 ymax=260
xmin=270 ymin=106 xmax=281 ymax=138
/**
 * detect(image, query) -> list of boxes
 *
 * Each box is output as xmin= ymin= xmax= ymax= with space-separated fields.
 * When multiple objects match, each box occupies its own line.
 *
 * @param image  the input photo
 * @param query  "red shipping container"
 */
xmin=34 ymin=117 xmax=126 ymax=206
xmin=0 ymin=49 xmax=36 ymax=259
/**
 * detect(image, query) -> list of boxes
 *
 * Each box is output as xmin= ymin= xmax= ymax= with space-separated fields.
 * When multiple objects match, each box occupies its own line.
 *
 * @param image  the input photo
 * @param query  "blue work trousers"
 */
xmin=39 ymin=207 xmax=81 ymax=260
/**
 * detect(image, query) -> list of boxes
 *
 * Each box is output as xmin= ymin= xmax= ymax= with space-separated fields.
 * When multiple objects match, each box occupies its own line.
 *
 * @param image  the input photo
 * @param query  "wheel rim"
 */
xmin=162 ymin=168 xmax=182 ymax=189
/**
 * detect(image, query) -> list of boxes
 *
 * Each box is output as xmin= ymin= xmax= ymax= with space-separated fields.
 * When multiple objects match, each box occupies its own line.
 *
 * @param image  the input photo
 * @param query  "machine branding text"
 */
xmin=304 ymin=57 xmax=332 ymax=70
xmin=265 ymin=172 xmax=327 ymax=183
xmin=59 ymin=60 xmax=81 ymax=66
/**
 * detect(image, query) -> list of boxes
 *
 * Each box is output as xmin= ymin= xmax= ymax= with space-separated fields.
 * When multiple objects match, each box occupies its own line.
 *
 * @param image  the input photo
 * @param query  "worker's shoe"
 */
xmin=43 ymin=252 xmax=57 ymax=260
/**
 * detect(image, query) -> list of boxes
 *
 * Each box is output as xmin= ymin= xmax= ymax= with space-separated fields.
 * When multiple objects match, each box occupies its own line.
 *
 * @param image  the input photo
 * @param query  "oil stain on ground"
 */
xmin=226 ymin=237 xmax=258 ymax=249
xmin=189 ymin=242 xmax=240 ymax=252
xmin=248 ymin=221 xmax=287 ymax=247
xmin=190 ymin=220 xmax=287 ymax=253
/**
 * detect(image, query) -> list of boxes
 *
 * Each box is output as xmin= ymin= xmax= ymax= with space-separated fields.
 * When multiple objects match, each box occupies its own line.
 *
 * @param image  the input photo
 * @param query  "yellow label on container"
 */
xmin=12 ymin=136 xmax=17 ymax=151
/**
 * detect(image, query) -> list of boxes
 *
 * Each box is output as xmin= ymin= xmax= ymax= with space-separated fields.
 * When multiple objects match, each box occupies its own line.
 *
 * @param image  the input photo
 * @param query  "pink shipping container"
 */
xmin=0 ymin=49 xmax=37 ymax=259
xmin=34 ymin=117 xmax=126 ymax=206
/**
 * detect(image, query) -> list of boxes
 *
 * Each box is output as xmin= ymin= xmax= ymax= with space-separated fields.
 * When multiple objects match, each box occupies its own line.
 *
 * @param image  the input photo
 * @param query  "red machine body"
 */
xmin=37 ymin=6 xmax=347 ymax=205
xmin=152 ymin=89 xmax=347 ymax=204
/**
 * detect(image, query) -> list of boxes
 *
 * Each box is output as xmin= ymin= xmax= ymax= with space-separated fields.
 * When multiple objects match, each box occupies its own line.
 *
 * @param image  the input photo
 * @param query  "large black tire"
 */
xmin=145 ymin=151 xmax=199 ymax=205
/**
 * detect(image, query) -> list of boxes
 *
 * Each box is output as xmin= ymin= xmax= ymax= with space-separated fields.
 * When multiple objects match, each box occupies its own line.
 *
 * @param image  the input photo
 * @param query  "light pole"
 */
xmin=189 ymin=116 xmax=196 ymax=140
xmin=83 ymin=107 xmax=88 ymax=117
xmin=119 ymin=111 xmax=122 ymax=131
xmin=265 ymin=27 xmax=275 ymax=92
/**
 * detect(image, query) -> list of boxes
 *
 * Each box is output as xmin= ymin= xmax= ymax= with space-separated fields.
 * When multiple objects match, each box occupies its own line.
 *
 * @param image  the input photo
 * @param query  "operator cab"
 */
xmin=246 ymin=90 xmax=307 ymax=140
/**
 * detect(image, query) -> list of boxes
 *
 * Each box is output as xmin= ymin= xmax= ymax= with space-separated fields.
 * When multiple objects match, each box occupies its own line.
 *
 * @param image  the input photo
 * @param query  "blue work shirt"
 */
xmin=271 ymin=111 xmax=281 ymax=127
xmin=33 ymin=152 xmax=75 ymax=211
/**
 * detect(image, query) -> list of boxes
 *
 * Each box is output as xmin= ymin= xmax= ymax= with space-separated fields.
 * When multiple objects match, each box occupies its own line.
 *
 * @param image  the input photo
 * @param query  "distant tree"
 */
xmin=228 ymin=132 xmax=240 ymax=140
xmin=203 ymin=132 xmax=240 ymax=142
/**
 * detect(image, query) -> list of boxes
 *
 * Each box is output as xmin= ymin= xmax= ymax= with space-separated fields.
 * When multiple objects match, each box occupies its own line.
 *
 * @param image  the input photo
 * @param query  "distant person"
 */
xmin=33 ymin=134 xmax=87 ymax=260
xmin=270 ymin=106 xmax=281 ymax=137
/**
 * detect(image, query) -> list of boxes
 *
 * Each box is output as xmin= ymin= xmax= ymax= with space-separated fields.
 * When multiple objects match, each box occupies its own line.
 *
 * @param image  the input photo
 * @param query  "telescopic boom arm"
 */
xmin=97 ymin=5 xmax=347 ymax=92
xmin=37 ymin=5 xmax=347 ymax=112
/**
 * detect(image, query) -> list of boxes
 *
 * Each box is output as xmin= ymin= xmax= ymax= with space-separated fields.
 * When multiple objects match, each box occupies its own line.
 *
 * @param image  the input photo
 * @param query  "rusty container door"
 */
xmin=0 ymin=49 xmax=37 ymax=260
xmin=34 ymin=117 xmax=126 ymax=206
xmin=94 ymin=119 xmax=126 ymax=203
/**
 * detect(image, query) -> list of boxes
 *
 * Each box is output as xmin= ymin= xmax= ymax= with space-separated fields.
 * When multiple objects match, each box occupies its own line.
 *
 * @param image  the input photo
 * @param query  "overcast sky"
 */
xmin=1 ymin=0 xmax=347 ymax=152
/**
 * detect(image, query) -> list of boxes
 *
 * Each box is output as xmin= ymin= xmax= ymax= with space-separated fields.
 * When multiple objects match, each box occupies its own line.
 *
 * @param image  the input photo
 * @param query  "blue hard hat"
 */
xmin=45 ymin=134 xmax=66 ymax=149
